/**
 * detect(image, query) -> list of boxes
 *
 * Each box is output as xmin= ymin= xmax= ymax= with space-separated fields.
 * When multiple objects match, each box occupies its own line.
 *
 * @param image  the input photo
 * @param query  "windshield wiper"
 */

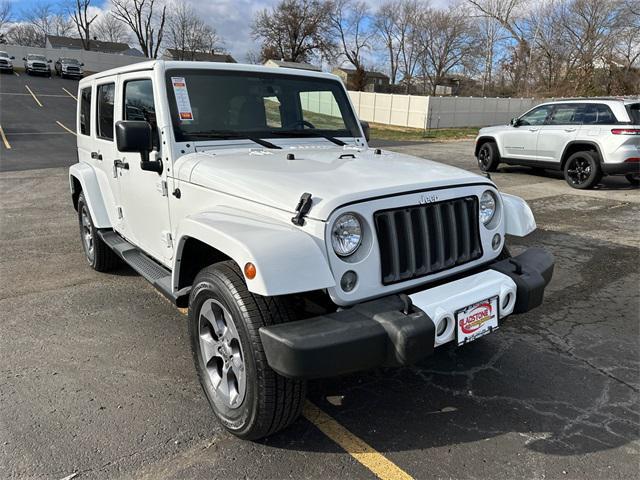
xmin=187 ymin=131 xmax=281 ymax=149
xmin=269 ymin=129 xmax=346 ymax=146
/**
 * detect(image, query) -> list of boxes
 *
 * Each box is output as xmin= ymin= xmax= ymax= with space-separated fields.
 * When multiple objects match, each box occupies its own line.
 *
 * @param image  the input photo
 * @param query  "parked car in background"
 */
xmin=475 ymin=99 xmax=640 ymax=188
xmin=0 ymin=51 xmax=15 ymax=73
xmin=54 ymin=57 xmax=84 ymax=79
xmin=23 ymin=54 xmax=51 ymax=76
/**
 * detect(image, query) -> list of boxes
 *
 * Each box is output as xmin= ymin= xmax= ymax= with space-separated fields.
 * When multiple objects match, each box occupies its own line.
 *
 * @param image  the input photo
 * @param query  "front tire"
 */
xmin=477 ymin=141 xmax=500 ymax=172
xmin=77 ymin=193 xmax=120 ymax=272
xmin=189 ymin=261 xmax=306 ymax=440
xmin=563 ymin=151 xmax=602 ymax=189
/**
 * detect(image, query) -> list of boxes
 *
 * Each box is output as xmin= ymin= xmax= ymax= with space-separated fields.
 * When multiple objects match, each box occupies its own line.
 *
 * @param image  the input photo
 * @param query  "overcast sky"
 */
xmin=10 ymin=0 xmax=454 ymax=63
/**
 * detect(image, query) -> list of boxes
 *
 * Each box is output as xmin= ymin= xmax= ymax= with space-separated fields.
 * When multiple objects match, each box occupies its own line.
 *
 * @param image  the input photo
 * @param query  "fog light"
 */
xmin=492 ymin=233 xmax=502 ymax=250
xmin=340 ymin=271 xmax=358 ymax=292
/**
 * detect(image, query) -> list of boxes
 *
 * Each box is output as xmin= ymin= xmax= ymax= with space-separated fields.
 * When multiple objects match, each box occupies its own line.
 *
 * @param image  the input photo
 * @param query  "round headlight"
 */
xmin=331 ymin=213 xmax=362 ymax=257
xmin=479 ymin=190 xmax=497 ymax=225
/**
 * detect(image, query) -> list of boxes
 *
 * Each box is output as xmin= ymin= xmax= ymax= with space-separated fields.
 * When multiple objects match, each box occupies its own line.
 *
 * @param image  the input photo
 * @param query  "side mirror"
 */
xmin=510 ymin=117 xmax=520 ymax=127
xmin=80 ymin=63 xmax=84 ymax=66
xmin=22 ymin=57 xmax=26 ymax=61
xmin=360 ymin=120 xmax=370 ymax=142
xmin=115 ymin=120 xmax=162 ymax=174
xmin=10 ymin=56 xmax=15 ymax=60
xmin=47 ymin=59 xmax=52 ymax=63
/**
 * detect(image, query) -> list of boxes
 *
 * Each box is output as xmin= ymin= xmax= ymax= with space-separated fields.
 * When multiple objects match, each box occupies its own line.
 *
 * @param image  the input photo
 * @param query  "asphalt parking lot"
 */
xmin=0 ymin=73 xmax=639 ymax=479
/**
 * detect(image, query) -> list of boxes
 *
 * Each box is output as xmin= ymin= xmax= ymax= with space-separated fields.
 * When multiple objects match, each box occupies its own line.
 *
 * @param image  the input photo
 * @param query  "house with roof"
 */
xmin=45 ymin=35 xmax=143 ymax=56
xmin=162 ymin=49 xmax=236 ymax=63
xmin=332 ymin=67 xmax=389 ymax=92
xmin=263 ymin=59 xmax=321 ymax=72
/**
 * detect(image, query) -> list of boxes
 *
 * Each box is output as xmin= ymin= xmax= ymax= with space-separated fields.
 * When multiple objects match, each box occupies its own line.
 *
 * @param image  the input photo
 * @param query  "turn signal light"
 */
xmin=244 ymin=262 xmax=257 ymax=280
xmin=611 ymin=128 xmax=640 ymax=135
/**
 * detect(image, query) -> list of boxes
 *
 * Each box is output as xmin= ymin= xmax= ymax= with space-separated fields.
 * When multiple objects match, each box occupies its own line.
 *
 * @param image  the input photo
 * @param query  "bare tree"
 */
xmin=111 ymin=0 xmax=167 ymax=58
xmin=68 ymin=0 xmax=98 ymax=50
xmin=417 ymin=6 xmax=477 ymax=95
xmin=93 ymin=13 xmax=130 ymax=43
xmin=251 ymin=0 xmax=333 ymax=63
xmin=0 ymin=0 xmax=12 ymax=34
xmin=167 ymin=0 xmax=223 ymax=58
xmin=6 ymin=24 xmax=42 ymax=46
xmin=329 ymin=0 xmax=374 ymax=90
xmin=23 ymin=1 xmax=56 ymax=46
xmin=373 ymin=1 xmax=402 ymax=84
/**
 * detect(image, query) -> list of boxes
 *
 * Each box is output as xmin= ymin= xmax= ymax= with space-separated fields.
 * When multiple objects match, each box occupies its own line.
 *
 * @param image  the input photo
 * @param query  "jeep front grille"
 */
xmin=374 ymin=196 xmax=482 ymax=285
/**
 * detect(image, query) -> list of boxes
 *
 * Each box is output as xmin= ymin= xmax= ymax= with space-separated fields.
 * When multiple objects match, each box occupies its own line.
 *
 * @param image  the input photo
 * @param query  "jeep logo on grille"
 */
xmin=419 ymin=194 xmax=439 ymax=204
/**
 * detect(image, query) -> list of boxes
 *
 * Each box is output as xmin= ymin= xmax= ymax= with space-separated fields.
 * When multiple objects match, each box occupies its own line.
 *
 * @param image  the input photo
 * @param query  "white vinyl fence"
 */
xmin=348 ymin=91 xmax=547 ymax=129
xmin=0 ymin=44 xmax=147 ymax=73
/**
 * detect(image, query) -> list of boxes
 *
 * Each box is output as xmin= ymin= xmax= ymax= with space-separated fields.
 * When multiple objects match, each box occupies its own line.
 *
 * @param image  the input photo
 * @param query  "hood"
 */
xmin=479 ymin=125 xmax=508 ymax=134
xmin=175 ymin=146 xmax=491 ymax=221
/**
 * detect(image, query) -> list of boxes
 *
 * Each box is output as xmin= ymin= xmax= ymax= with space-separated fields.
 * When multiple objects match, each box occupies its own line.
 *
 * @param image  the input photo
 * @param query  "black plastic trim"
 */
xmin=601 ymin=162 xmax=640 ymax=175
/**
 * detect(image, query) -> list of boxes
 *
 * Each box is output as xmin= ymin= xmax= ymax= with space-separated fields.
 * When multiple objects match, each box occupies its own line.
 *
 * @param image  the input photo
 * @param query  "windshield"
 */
xmin=626 ymin=104 xmax=640 ymax=124
xmin=61 ymin=58 xmax=80 ymax=64
xmin=165 ymin=69 xmax=360 ymax=143
xmin=0 ymin=52 xmax=8 ymax=58
xmin=28 ymin=55 xmax=47 ymax=61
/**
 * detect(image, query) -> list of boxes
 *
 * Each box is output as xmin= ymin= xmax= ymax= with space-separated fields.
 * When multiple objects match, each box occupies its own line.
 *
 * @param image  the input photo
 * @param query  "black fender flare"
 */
xmin=560 ymin=141 xmax=604 ymax=170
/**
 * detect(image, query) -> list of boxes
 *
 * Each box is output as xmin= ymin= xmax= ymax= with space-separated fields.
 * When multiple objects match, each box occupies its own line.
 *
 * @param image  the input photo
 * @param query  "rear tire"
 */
xmin=77 ymin=193 xmax=120 ymax=272
xmin=563 ymin=151 xmax=602 ymax=189
xmin=625 ymin=173 xmax=640 ymax=186
xmin=477 ymin=141 xmax=500 ymax=172
xmin=189 ymin=261 xmax=306 ymax=440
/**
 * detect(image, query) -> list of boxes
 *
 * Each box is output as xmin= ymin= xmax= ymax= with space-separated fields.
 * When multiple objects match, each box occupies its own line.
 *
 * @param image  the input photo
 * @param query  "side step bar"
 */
xmin=98 ymin=230 xmax=190 ymax=307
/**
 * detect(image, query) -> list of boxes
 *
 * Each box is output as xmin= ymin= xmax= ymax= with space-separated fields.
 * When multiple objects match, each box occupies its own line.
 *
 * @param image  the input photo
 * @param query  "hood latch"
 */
xmin=291 ymin=193 xmax=313 ymax=226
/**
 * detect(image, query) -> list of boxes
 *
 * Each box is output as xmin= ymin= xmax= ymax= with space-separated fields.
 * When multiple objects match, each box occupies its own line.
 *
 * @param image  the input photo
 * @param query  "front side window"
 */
xmin=519 ymin=105 xmax=553 ymax=126
xmin=165 ymin=69 xmax=360 ymax=142
xmin=548 ymin=104 xmax=582 ymax=125
xmin=124 ymin=79 xmax=158 ymax=148
xmin=97 ymin=83 xmax=115 ymax=140
xmin=79 ymin=87 xmax=91 ymax=136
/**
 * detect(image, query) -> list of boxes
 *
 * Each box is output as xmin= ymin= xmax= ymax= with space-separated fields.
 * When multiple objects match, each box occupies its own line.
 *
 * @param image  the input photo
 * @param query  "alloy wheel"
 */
xmin=80 ymin=205 xmax=94 ymax=263
xmin=198 ymin=299 xmax=247 ymax=409
xmin=566 ymin=157 xmax=591 ymax=186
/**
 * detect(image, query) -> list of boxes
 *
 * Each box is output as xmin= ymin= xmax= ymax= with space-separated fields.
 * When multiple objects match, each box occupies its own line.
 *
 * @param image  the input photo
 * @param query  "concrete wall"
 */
xmin=0 ymin=44 xmax=147 ymax=73
xmin=348 ymin=91 xmax=430 ymax=129
xmin=347 ymin=90 xmax=547 ymax=129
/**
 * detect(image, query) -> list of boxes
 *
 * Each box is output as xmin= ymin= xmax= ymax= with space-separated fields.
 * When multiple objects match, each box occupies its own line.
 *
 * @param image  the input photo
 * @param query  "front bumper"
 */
xmin=259 ymin=247 xmax=554 ymax=379
xmin=0 ymin=64 xmax=12 ymax=71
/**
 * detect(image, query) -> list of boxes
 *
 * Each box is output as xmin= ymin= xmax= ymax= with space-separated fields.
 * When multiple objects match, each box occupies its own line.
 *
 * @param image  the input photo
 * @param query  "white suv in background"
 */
xmin=475 ymin=99 xmax=640 ymax=188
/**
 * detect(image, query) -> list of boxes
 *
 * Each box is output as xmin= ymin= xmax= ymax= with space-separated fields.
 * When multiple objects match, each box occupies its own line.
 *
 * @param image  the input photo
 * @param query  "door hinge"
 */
xmin=157 ymin=180 xmax=168 ymax=196
xmin=161 ymin=231 xmax=173 ymax=248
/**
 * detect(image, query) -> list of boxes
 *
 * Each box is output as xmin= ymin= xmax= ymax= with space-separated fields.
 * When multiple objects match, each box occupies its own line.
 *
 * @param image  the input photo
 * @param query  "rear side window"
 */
xmin=626 ymin=104 xmax=640 ymax=124
xmin=97 ymin=83 xmax=115 ymax=140
xmin=582 ymin=104 xmax=617 ymax=125
xmin=79 ymin=87 xmax=91 ymax=136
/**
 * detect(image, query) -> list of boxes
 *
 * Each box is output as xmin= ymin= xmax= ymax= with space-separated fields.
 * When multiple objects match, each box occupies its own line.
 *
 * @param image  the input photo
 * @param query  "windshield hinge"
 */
xmin=291 ymin=192 xmax=313 ymax=226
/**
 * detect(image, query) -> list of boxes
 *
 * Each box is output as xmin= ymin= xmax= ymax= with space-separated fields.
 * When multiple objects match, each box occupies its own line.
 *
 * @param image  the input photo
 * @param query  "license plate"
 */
xmin=456 ymin=296 xmax=499 ymax=346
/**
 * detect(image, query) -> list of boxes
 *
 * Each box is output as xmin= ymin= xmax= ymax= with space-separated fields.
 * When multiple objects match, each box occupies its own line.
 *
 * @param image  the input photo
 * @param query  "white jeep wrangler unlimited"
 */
xmin=70 ymin=61 xmax=554 ymax=440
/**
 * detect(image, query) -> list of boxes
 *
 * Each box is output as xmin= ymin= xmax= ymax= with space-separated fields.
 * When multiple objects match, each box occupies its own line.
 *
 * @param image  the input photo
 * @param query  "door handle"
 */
xmin=91 ymin=151 xmax=102 ymax=160
xmin=528 ymin=128 xmax=539 ymax=132
xmin=564 ymin=128 xmax=577 ymax=132
xmin=113 ymin=159 xmax=130 ymax=178
xmin=114 ymin=159 xmax=129 ymax=170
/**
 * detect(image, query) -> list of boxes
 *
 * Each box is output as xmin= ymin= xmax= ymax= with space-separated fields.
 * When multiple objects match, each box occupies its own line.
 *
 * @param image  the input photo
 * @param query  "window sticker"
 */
xmin=171 ymin=77 xmax=194 ymax=121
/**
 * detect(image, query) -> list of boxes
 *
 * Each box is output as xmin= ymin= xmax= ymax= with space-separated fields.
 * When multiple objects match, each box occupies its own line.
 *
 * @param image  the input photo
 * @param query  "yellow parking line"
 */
xmin=303 ymin=401 xmax=413 ymax=480
xmin=0 ymin=125 xmax=11 ymax=149
xmin=62 ymin=87 xmax=77 ymax=101
xmin=56 ymin=121 xmax=76 ymax=135
xmin=25 ymin=85 xmax=43 ymax=107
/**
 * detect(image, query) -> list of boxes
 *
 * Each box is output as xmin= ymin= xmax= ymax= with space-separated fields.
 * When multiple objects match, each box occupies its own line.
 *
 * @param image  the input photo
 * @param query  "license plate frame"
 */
xmin=456 ymin=296 xmax=499 ymax=346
